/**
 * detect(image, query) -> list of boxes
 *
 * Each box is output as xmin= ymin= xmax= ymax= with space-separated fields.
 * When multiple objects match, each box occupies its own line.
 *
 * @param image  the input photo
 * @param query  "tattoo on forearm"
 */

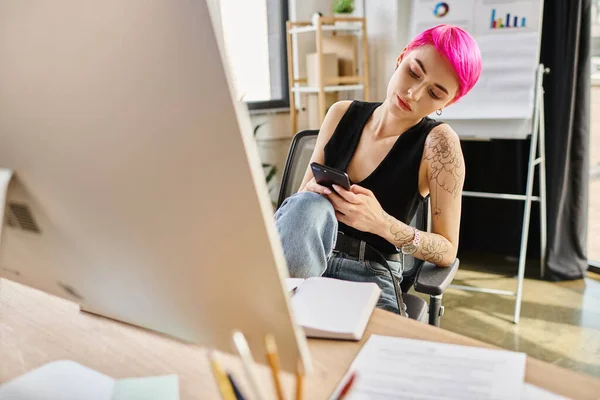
xmin=382 ymin=210 xmax=413 ymax=245
xmin=420 ymin=235 xmax=449 ymax=264
xmin=424 ymin=129 xmax=465 ymax=218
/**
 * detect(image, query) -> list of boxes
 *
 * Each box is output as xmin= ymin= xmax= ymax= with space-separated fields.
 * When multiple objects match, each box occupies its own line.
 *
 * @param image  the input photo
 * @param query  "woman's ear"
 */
xmin=395 ymin=47 xmax=408 ymax=70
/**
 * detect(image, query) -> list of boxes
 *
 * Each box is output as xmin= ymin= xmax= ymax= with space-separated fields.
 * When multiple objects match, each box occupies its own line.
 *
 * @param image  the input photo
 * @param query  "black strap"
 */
xmin=365 ymin=243 xmax=408 ymax=318
xmin=335 ymin=232 xmax=401 ymax=262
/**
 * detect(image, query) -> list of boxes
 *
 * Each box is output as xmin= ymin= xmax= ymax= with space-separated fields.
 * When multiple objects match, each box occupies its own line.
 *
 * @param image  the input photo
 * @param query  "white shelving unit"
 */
xmin=291 ymin=84 xmax=364 ymax=93
xmin=286 ymin=16 xmax=369 ymax=133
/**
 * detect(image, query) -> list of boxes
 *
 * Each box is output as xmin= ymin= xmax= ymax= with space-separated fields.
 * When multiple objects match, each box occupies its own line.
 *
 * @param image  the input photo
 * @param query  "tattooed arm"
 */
xmin=374 ymin=125 xmax=465 ymax=267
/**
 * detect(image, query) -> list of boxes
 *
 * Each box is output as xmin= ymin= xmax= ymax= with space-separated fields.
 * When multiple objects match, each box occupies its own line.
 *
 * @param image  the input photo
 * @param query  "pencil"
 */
xmin=208 ymin=350 xmax=237 ymax=400
xmin=231 ymin=331 xmax=264 ymax=400
xmin=336 ymin=372 xmax=357 ymax=400
xmin=265 ymin=334 xmax=286 ymax=400
xmin=295 ymin=368 xmax=303 ymax=400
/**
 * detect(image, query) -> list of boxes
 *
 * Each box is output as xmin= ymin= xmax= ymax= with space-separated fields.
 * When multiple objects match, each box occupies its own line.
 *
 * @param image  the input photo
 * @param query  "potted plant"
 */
xmin=332 ymin=0 xmax=355 ymax=27
xmin=332 ymin=0 xmax=354 ymax=15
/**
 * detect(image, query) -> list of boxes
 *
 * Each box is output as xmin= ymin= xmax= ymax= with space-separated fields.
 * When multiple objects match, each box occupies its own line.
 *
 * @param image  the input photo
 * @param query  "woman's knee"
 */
xmin=277 ymin=191 xmax=333 ymax=212
xmin=275 ymin=191 xmax=336 ymax=229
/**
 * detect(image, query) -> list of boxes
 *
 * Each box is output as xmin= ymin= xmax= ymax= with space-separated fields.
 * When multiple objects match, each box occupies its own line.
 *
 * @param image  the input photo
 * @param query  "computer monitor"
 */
xmin=0 ymin=0 xmax=309 ymax=373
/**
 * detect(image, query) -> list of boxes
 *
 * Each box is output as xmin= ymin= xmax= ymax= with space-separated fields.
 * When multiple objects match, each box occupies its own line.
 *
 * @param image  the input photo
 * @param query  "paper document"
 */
xmin=521 ymin=383 xmax=567 ymax=400
xmin=112 ymin=375 xmax=179 ymax=400
xmin=411 ymin=0 xmax=544 ymax=122
xmin=331 ymin=335 xmax=526 ymax=400
xmin=0 ymin=361 xmax=179 ymax=400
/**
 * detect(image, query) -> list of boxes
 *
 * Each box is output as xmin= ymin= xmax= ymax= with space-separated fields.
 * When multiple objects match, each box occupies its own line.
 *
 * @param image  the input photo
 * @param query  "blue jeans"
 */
xmin=274 ymin=191 xmax=403 ymax=314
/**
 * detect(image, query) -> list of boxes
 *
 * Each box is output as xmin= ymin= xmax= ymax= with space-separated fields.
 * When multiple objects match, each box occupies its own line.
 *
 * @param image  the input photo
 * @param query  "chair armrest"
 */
xmin=413 ymin=258 xmax=460 ymax=296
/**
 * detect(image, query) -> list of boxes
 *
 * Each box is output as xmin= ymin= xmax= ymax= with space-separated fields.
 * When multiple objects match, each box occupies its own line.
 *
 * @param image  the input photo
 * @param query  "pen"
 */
xmin=336 ymin=372 xmax=357 ymax=400
xmin=265 ymin=334 xmax=286 ymax=400
xmin=232 ymin=331 xmax=265 ymax=400
xmin=227 ymin=373 xmax=246 ymax=400
xmin=208 ymin=350 xmax=237 ymax=400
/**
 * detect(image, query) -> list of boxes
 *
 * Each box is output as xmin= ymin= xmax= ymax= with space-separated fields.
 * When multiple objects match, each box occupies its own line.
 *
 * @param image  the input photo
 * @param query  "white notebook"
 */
xmin=287 ymin=277 xmax=381 ymax=340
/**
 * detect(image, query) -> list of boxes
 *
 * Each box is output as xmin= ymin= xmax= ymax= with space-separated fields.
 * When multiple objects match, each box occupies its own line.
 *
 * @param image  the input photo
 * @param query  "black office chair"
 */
xmin=277 ymin=130 xmax=460 ymax=326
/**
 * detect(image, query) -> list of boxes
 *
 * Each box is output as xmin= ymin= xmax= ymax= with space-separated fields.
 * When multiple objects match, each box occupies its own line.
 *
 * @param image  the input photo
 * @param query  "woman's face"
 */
xmin=386 ymin=45 xmax=460 ymax=119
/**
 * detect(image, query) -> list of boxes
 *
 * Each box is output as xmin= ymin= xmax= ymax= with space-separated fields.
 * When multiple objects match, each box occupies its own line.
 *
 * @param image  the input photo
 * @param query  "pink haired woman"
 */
xmin=275 ymin=25 xmax=483 ymax=315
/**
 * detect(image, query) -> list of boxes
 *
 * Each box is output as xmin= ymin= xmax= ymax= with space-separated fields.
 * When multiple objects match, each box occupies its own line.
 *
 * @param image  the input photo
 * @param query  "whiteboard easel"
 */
xmin=409 ymin=0 xmax=547 ymax=324
xmin=448 ymin=64 xmax=549 ymax=324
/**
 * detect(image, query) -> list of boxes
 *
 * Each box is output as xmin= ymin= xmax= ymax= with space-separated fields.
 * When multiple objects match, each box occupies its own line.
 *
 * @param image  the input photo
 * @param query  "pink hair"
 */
xmin=401 ymin=25 xmax=482 ymax=103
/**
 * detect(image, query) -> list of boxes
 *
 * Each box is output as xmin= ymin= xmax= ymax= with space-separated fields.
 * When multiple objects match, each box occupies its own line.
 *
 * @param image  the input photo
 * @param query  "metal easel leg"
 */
xmin=513 ymin=130 xmax=537 ymax=324
xmin=513 ymin=65 xmax=544 ymax=324
xmin=538 ymin=73 xmax=548 ymax=279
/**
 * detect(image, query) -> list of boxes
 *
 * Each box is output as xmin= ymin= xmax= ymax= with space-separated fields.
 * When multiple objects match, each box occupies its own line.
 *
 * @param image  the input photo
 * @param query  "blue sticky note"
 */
xmin=111 ymin=375 xmax=179 ymax=400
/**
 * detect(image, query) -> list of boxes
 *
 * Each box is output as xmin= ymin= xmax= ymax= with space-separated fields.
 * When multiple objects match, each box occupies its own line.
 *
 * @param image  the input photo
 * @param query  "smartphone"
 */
xmin=310 ymin=162 xmax=352 ymax=190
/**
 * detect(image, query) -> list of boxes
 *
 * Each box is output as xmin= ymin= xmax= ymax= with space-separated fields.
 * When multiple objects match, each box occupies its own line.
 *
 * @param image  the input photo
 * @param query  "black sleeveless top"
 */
xmin=324 ymin=101 xmax=443 ymax=254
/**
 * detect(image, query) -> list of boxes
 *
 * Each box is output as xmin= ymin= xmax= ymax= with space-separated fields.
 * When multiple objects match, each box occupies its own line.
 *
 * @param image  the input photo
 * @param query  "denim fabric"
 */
xmin=274 ymin=191 xmax=403 ymax=314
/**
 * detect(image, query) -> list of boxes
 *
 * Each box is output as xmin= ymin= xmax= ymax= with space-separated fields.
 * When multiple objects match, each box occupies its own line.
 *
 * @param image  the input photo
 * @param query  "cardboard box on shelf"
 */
xmin=306 ymin=52 xmax=339 ymax=87
xmin=322 ymin=34 xmax=358 ymax=77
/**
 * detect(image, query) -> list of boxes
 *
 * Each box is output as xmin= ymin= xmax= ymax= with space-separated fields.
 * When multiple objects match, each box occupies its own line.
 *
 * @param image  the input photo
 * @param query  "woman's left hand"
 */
xmin=327 ymin=184 xmax=385 ymax=234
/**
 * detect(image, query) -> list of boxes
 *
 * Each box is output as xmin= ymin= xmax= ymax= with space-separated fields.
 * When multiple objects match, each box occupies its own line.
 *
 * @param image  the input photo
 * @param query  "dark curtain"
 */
xmin=541 ymin=0 xmax=590 ymax=279
xmin=459 ymin=0 xmax=590 ymax=280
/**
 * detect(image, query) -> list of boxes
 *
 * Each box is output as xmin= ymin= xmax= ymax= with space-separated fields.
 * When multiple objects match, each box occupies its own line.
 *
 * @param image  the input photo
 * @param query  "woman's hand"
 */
xmin=326 ymin=184 xmax=385 ymax=234
xmin=300 ymin=177 xmax=332 ymax=195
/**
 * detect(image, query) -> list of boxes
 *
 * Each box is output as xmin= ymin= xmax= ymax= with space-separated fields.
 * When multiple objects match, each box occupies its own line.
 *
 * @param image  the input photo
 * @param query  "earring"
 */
xmin=436 ymin=109 xmax=443 ymax=116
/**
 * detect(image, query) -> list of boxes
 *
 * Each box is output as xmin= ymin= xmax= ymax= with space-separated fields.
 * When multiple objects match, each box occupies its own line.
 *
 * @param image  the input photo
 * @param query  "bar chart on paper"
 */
xmin=490 ymin=8 xmax=527 ymax=29
xmin=411 ymin=0 xmax=543 ymax=122
xmin=412 ymin=1 xmax=542 ymax=38
xmin=475 ymin=1 xmax=541 ymax=35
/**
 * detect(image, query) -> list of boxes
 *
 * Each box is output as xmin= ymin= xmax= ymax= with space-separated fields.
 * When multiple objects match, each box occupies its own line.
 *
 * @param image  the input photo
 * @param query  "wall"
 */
xmin=364 ymin=0 xmax=412 ymax=100
xmin=252 ymin=0 xmax=414 ymax=203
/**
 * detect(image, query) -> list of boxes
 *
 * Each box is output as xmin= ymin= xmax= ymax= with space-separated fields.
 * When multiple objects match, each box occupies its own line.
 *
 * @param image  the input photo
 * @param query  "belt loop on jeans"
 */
xmin=358 ymin=240 xmax=366 ymax=262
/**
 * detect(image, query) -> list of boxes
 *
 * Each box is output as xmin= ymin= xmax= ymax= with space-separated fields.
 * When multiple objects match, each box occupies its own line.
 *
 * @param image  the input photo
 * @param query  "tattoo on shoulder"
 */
xmin=420 ymin=235 xmax=449 ymax=264
xmin=424 ymin=128 xmax=465 ymax=218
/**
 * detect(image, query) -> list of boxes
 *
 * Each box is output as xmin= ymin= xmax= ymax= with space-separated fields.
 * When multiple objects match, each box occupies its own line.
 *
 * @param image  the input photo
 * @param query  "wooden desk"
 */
xmin=1 ymin=278 xmax=599 ymax=399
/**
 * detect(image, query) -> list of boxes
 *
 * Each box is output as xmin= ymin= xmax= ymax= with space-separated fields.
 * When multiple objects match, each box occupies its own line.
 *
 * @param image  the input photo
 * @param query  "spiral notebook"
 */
xmin=287 ymin=277 xmax=381 ymax=340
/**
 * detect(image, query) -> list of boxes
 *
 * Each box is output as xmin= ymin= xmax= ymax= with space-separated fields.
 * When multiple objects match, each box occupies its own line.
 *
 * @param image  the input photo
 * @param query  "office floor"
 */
xmin=412 ymin=253 xmax=600 ymax=379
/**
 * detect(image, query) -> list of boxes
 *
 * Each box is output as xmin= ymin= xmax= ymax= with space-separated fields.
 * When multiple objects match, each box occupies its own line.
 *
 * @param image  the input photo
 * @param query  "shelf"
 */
xmin=286 ymin=16 xmax=369 ymax=132
xmin=325 ymin=76 xmax=362 ymax=85
xmin=291 ymin=84 xmax=364 ymax=93
xmin=289 ymin=24 xmax=362 ymax=35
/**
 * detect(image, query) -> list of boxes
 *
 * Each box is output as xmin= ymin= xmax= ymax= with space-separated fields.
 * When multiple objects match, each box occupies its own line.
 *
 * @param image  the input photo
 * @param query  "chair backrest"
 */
xmin=277 ymin=130 xmax=318 ymax=208
xmin=277 ymin=129 xmax=428 ymax=287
